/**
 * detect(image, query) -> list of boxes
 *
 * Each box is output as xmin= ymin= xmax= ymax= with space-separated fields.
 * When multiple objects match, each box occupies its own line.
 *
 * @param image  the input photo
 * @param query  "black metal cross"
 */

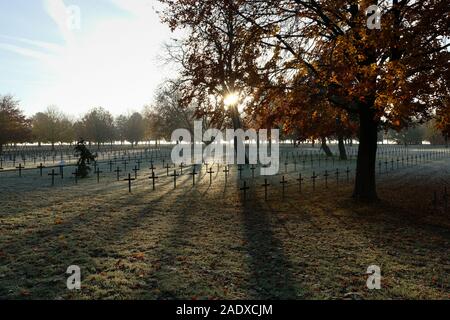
xmin=240 ymin=181 xmax=250 ymax=201
xmin=59 ymin=164 xmax=64 ymax=179
xmin=443 ymin=187 xmax=448 ymax=212
xmin=115 ymin=167 xmax=122 ymax=181
xmin=335 ymin=168 xmax=340 ymax=185
xmin=149 ymin=171 xmax=159 ymax=191
xmin=132 ymin=166 xmax=140 ymax=179
xmin=297 ymin=173 xmax=303 ymax=193
xmin=207 ymin=167 xmax=215 ymax=185
xmin=164 ymin=163 xmax=170 ymax=176
xmin=95 ymin=168 xmax=103 ymax=183
xmin=280 ymin=176 xmax=288 ymax=198
xmin=136 ymin=159 xmax=142 ymax=170
xmin=190 ymin=167 xmax=198 ymax=186
xmin=48 ymin=169 xmax=59 ymax=186
xmin=311 ymin=171 xmax=318 ymax=191
xmin=250 ymin=165 xmax=256 ymax=179
xmin=16 ymin=163 xmax=24 ymax=177
xmin=72 ymin=169 xmax=78 ymax=184
xmin=238 ymin=165 xmax=244 ymax=180
xmin=324 ymin=170 xmax=329 ymax=188
xmin=124 ymin=173 xmax=135 ymax=193
xmin=170 ymin=170 xmax=180 ymax=188
xmin=179 ymin=162 xmax=184 ymax=175
xmin=262 ymin=179 xmax=270 ymax=201
xmin=223 ymin=165 xmax=230 ymax=183
xmin=37 ymin=163 xmax=46 ymax=177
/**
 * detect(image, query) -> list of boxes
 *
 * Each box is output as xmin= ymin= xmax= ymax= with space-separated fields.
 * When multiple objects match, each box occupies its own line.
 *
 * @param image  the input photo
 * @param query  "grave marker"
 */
xmin=190 ymin=167 xmax=198 ymax=186
xmin=48 ymin=169 xmax=59 ymax=186
xmin=240 ymin=181 xmax=250 ymax=201
xmin=223 ymin=166 xmax=230 ymax=183
xmin=149 ymin=171 xmax=159 ymax=191
xmin=16 ymin=163 xmax=24 ymax=177
xmin=207 ymin=167 xmax=215 ymax=185
xmin=37 ymin=163 xmax=46 ymax=177
xmin=262 ymin=179 xmax=270 ymax=201
xmin=124 ymin=173 xmax=135 ymax=193
xmin=311 ymin=171 xmax=318 ymax=191
xmin=280 ymin=176 xmax=288 ymax=198
xmin=170 ymin=170 xmax=180 ymax=189
xmin=115 ymin=167 xmax=122 ymax=181
xmin=95 ymin=168 xmax=103 ymax=183
xmin=132 ymin=166 xmax=140 ymax=179
xmin=297 ymin=173 xmax=304 ymax=193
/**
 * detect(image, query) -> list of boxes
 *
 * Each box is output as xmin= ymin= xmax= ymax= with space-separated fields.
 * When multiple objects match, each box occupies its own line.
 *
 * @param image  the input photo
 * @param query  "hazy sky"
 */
xmin=0 ymin=0 xmax=176 ymax=117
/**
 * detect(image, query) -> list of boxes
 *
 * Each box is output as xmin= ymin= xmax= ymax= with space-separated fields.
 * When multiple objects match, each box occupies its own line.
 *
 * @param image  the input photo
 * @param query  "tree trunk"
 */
xmin=230 ymin=105 xmax=248 ymax=163
xmin=0 ymin=143 xmax=3 ymax=155
xmin=321 ymin=138 xmax=333 ymax=157
xmin=353 ymin=108 xmax=379 ymax=202
xmin=338 ymin=135 xmax=348 ymax=160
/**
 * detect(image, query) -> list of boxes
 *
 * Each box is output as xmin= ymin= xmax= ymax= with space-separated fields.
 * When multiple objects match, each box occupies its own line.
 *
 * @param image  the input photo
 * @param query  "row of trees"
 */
xmin=1 ymin=90 xmax=449 ymax=153
xmin=0 ymin=94 xmax=168 ymax=151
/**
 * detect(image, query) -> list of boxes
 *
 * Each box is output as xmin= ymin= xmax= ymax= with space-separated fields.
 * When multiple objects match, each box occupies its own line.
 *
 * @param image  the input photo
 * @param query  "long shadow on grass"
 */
xmin=0 ymin=168 xmax=196 ymax=299
xmin=236 ymin=175 xmax=300 ymax=299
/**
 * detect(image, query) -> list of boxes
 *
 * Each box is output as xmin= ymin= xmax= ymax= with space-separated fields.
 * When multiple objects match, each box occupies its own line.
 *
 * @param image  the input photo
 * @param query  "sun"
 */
xmin=224 ymin=92 xmax=240 ymax=107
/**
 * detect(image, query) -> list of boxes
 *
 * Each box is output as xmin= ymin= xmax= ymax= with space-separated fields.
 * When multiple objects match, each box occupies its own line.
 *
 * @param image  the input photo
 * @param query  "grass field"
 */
xmin=0 ymin=147 xmax=449 ymax=300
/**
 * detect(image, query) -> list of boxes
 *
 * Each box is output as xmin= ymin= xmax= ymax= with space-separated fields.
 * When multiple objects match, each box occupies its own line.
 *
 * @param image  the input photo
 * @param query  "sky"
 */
xmin=0 ymin=0 xmax=177 ymax=118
